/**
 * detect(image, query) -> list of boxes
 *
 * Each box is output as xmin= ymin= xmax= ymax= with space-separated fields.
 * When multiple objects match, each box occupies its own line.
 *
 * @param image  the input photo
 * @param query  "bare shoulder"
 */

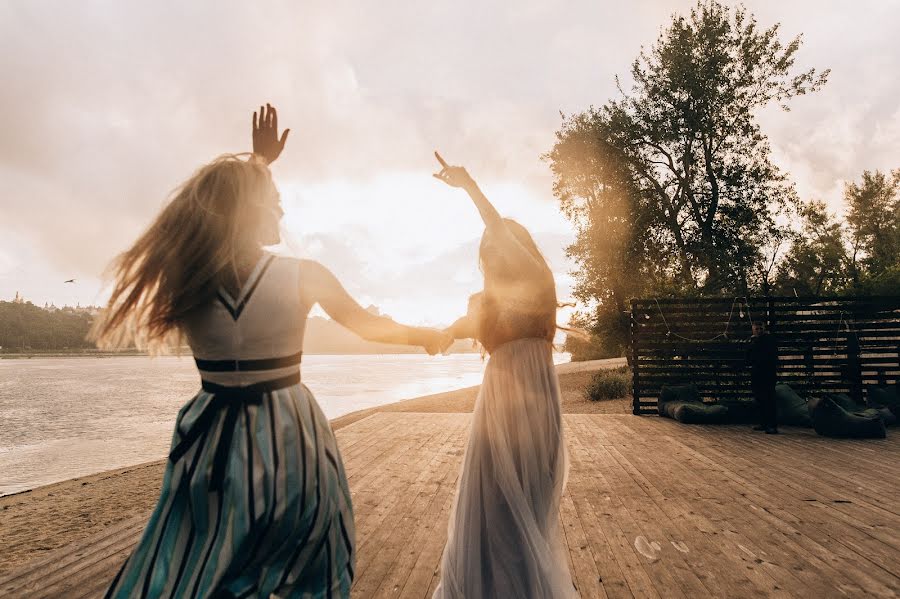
xmin=297 ymin=259 xmax=349 ymax=306
xmin=295 ymin=259 xmax=332 ymax=306
xmin=298 ymin=258 xmax=345 ymax=284
xmin=467 ymin=291 xmax=485 ymax=314
xmin=297 ymin=258 xmax=325 ymax=277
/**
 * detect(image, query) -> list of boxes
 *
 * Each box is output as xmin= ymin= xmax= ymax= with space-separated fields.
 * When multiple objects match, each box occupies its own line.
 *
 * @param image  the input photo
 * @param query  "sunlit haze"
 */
xmin=2 ymin=0 xmax=899 ymax=326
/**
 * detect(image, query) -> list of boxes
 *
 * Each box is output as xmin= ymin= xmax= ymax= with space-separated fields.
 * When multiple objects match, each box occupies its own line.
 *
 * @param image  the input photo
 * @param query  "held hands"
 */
xmin=433 ymin=151 xmax=476 ymax=190
xmin=252 ymin=103 xmax=290 ymax=164
xmin=418 ymin=328 xmax=454 ymax=356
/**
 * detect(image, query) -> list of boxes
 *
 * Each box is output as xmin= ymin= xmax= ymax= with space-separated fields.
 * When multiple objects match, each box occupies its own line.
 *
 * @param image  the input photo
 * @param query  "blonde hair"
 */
xmin=90 ymin=154 xmax=275 ymax=353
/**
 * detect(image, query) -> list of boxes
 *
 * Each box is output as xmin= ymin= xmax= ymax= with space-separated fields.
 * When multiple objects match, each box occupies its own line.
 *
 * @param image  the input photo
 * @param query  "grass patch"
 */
xmin=586 ymin=366 xmax=631 ymax=401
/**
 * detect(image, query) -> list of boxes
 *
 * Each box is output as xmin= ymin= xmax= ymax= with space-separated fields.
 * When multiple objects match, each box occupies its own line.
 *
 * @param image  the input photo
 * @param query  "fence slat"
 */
xmin=630 ymin=296 xmax=900 ymax=411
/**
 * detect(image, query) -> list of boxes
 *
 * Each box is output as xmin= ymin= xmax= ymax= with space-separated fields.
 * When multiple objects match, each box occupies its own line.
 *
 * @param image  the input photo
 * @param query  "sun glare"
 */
xmin=272 ymin=172 xmax=576 ymax=326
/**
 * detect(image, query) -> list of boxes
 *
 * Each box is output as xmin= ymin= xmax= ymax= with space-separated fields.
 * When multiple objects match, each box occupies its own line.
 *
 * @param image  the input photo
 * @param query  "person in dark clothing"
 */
xmin=747 ymin=321 xmax=779 ymax=434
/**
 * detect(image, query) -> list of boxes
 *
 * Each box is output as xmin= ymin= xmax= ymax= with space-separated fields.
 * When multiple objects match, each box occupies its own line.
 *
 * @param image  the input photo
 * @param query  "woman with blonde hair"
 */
xmin=96 ymin=105 xmax=450 ymax=599
xmin=431 ymin=153 xmax=576 ymax=598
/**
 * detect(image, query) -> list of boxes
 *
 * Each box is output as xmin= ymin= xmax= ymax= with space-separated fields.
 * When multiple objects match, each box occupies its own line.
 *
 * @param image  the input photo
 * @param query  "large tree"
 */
xmin=773 ymin=200 xmax=849 ymax=296
xmin=845 ymin=169 xmax=900 ymax=291
xmin=549 ymin=0 xmax=828 ymax=355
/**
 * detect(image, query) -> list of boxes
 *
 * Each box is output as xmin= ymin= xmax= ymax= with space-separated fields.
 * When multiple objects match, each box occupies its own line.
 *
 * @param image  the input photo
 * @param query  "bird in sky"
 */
xmin=64 ymin=279 xmax=75 ymax=283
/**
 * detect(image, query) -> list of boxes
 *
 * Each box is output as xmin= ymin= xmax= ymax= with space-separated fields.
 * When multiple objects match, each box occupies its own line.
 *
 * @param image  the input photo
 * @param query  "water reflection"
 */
xmin=0 ymin=353 xmax=568 ymax=495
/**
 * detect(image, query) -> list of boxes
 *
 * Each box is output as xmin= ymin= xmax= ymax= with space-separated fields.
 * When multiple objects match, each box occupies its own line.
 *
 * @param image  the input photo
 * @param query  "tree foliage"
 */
xmin=845 ymin=169 xmax=900 ymax=288
xmin=773 ymin=201 xmax=849 ymax=296
xmin=0 ymin=301 xmax=96 ymax=351
xmin=771 ymin=169 xmax=900 ymax=298
xmin=548 ymin=0 xmax=829 ymax=357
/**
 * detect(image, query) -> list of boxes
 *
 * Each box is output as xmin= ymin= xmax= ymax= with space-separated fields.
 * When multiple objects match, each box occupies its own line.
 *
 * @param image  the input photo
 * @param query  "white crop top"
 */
xmin=183 ymin=253 xmax=312 ymax=387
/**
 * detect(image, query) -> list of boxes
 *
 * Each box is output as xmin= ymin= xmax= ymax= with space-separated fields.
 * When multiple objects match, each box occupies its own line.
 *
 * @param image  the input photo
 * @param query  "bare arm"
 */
xmin=433 ymin=152 xmax=503 ymax=228
xmin=445 ymin=292 xmax=483 ymax=340
xmin=447 ymin=315 xmax=477 ymax=340
xmin=300 ymin=260 xmax=450 ymax=354
xmin=432 ymin=152 xmax=545 ymax=275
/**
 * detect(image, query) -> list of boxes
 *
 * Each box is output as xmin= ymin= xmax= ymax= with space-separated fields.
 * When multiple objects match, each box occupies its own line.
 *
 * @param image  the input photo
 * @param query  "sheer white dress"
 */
xmin=433 ymin=230 xmax=576 ymax=598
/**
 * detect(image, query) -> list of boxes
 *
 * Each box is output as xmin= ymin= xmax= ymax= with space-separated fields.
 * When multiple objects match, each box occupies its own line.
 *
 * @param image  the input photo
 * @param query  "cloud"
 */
xmin=1 ymin=0 xmax=898 ymax=314
xmin=274 ymin=228 xmax=575 ymax=325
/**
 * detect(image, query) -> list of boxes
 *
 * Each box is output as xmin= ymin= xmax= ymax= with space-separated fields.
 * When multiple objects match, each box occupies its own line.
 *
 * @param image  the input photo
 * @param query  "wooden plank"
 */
xmin=640 ymin=418 xmax=900 ymax=596
xmin=342 ymin=414 xmax=419 ymax=480
xmin=631 ymin=418 xmax=897 ymax=597
xmin=632 ymin=302 xmax=900 ymax=310
xmin=372 ymin=417 xmax=465 ymax=598
xmin=711 ymin=429 xmax=900 ymax=533
xmin=564 ymin=431 xmax=661 ymax=599
xmin=635 ymin=317 xmax=900 ymax=327
xmin=354 ymin=416 xmax=464 ymax=596
xmin=32 ymin=544 xmax=137 ymax=599
xmin=596 ymin=418 xmax=848 ymax=598
xmin=570 ymin=416 xmax=794 ymax=599
xmin=560 ymin=492 xmax=608 ymax=599
xmin=568 ymin=491 xmax=634 ymax=599
xmin=397 ymin=491 xmax=455 ymax=599
xmin=738 ymin=428 xmax=900 ymax=496
xmin=352 ymin=416 xmax=450 ymax=563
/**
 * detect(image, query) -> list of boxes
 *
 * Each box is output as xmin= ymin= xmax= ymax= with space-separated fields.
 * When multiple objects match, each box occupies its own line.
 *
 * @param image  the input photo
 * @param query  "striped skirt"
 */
xmin=105 ymin=378 xmax=355 ymax=599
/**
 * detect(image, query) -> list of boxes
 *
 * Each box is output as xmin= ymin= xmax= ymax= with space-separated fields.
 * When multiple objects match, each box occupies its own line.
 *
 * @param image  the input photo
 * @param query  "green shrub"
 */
xmin=586 ymin=367 xmax=631 ymax=401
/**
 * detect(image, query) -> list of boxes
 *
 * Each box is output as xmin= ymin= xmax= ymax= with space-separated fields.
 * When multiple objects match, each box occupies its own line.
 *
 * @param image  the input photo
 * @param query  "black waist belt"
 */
xmin=194 ymin=350 xmax=303 ymax=372
xmin=169 ymin=371 xmax=300 ymax=490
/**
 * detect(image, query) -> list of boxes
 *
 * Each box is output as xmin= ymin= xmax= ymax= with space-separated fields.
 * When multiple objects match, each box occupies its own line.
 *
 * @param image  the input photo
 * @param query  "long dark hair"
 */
xmin=477 ymin=219 xmax=557 ymax=344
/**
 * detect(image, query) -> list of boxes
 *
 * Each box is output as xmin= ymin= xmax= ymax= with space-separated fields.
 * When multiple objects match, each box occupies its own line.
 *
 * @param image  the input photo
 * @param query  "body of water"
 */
xmin=0 ymin=353 xmax=569 ymax=496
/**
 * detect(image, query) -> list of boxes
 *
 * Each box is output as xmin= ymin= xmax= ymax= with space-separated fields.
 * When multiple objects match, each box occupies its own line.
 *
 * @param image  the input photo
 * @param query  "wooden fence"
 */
xmin=630 ymin=296 xmax=900 ymax=415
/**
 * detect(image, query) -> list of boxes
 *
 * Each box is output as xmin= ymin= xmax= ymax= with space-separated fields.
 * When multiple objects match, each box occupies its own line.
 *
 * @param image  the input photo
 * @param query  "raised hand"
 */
xmin=252 ymin=103 xmax=290 ymax=164
xmin=433 ymin=151 xmax=476 ymax=189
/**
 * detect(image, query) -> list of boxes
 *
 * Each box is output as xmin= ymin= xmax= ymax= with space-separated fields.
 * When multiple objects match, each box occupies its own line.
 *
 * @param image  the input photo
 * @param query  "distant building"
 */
xmin=72 ymin=304 xmax=101 ymax=316
xmin=13 ymin=291 xmax=25 ymax=304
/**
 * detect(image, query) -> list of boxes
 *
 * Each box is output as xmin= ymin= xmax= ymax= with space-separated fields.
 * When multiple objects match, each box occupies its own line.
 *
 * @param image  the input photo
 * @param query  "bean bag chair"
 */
xmin=671 ymin=402 xmax=729 ymax=424
xmin=824 ymin=392 xmax=864 ymax=412
xmin=826 ymin=391 xmax=896 ymax=427
xmin=867 ymin=385 xmax=900 ymax=416
xmin=657 ymin=384 xmax=727 ymax=423
xmin=854 ymin=407 xmax=898 ymax=427
xmin=774 ymin=384 xmax=813 ymax=427
xmin=807 ymin=396 xmax=887 ymax=439
xmin=712 ymin=399 xmax=759 ymax=424
xmin=658 ymin=384 xmax=702 ymax=415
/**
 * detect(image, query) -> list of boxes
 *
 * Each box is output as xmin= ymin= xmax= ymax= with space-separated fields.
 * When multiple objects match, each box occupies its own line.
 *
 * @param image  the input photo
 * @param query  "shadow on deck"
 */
xmin=2 ymin=413 xmax=899 ymax=598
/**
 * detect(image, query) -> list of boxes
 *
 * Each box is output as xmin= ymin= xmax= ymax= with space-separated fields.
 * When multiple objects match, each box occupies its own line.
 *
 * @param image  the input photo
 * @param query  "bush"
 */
xmin=586 ymin=367 xmax=631 ymax=401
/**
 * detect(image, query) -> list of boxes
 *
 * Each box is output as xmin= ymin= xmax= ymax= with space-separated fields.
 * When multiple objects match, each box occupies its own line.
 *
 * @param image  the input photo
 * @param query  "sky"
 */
xmin=1 ymin=0 xmax=898 ymax=326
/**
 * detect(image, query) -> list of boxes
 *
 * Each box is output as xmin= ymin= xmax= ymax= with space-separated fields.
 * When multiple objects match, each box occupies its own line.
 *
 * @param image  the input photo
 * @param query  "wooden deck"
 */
xmin=2 ymin=413 xmax=899 ymax=598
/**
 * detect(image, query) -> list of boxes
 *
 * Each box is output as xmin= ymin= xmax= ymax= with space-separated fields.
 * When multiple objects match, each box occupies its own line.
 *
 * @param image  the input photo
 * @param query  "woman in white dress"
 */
xmin=431 ymin=153 xmax=577 ymax=598
xmin=93 ymin=105 xmax=451 ymax=598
